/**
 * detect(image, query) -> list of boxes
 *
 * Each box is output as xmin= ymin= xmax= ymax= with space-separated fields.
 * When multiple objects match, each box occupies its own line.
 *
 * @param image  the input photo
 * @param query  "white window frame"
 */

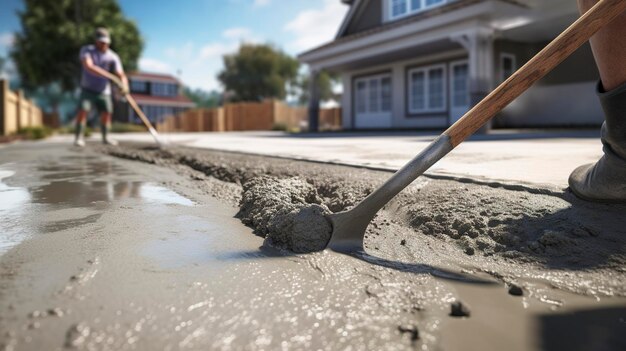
xmin=388 ymin=0 xmax=448 ymax=21
xmin=449 ymin=59 xmax=469 ymax=109
xmin=500 ymin=53 xmax=517 ymax=82
xmin=354 ymin=73 xmax=392 ymax=115
xmin=408 ymin=63 xmax=447 ymax=114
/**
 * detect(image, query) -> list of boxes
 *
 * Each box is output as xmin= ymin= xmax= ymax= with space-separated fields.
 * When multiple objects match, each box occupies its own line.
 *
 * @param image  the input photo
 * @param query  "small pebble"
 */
xmin=397 ymin=324 xmax=419 ymax=341
xmin=47 ymin=308 xmax=64 ymax=317
xmin=28 ymin=311 xmax=42 ymax=319
xmin=450 ymin=301 xmax=471 ymax=317
xmin=400 ymin=239 xmax=407 ymax=246
xmin=508 ymin=284 xmax=524 ymax=296
xmin=464 ymin=247 xmax=475 ymax=255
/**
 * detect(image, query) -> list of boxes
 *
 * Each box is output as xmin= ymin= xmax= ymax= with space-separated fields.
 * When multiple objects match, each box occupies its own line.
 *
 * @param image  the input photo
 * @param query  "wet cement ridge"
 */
xmin=99 ymin=143 xmax=626 ymax=298
xmin=176 ymin=145 xmax=564 ymax=197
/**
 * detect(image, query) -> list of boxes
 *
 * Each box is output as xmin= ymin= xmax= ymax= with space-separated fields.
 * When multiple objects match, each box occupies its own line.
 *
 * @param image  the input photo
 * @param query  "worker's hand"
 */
xmin=112 ymin=78 xmax=129 ymax=95
xmin=119 ymin=85 xmax=130 ymax=96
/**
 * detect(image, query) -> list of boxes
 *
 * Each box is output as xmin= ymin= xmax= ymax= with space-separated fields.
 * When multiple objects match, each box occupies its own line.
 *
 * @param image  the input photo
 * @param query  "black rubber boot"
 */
xmin=568 ymin=81 xmax=626 ymax=203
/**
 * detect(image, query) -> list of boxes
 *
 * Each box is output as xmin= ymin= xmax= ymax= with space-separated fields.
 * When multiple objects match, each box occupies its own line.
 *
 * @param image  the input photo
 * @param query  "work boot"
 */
xmin=74 ymin=138 xmax=85 ymax=147
xmin=74 ymin=122 xmax=86 ymax=147
xmin=568 ymin=81 xmax=626 ymax=203
xmin=101 ymin=123 xmax=118 ymax=146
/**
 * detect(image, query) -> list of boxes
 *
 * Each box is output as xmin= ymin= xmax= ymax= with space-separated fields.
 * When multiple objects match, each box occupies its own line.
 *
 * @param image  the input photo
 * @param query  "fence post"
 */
xmin=16 ymin=89 xmax=24 ymax=130
xmin=308 ymin=70 xmax=320 ymax=132
xmin=0 ymin=80 xmax=7 ymax=136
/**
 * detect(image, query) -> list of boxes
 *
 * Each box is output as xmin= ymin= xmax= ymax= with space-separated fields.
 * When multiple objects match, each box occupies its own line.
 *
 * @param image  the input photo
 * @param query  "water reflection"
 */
xmin=0 ymin=154 xmax=193 ymax=255
xmin=0 ymin=170 xmax=31 ymax=253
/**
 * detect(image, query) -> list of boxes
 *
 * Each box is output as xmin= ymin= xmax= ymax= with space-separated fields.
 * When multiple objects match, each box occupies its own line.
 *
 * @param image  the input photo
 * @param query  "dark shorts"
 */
xmin=79 ymin=89 xmax=113 ymax=114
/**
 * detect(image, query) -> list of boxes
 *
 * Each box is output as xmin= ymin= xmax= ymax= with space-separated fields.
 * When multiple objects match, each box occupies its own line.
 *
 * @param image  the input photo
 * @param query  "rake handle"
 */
xmin=126 ymin=94 xmax=158 ymax=133
xmin=444 ymin=0 xmax=626 ymax=147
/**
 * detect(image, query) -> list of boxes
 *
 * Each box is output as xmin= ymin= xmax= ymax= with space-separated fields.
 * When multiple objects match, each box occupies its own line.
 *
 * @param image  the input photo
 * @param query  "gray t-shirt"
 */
xmin=79 ymin=45 xmax=123 ymax=95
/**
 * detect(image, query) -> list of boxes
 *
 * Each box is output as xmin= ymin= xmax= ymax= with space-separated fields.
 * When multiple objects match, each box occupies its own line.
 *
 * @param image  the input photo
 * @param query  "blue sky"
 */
xmin=0 ymin=0 xmax=348 ymax=91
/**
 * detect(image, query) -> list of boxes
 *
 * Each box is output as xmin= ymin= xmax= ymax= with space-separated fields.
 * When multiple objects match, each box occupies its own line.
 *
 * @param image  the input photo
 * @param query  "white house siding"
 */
xmin=342 ymin=49 xmax=467 ymax=130
xmin=495 ymin=41 xmax=602 ymax=127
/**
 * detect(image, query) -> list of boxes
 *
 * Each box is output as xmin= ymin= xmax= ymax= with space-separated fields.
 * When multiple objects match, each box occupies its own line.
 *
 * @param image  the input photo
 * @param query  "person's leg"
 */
xmin=99 ymin=111 xmax=117 ymax=145
xmin=74 ymin=109 xmax=87 ymax=146
xmin=74 ymin=91 xmax=91 ymax=147
xmin=578 ymin=0 xmax=626 ymax=91
xmin=98 ymin=93 xmax=117 ymax=145
xmin=569 ymin=0 xmax=626 ymax=202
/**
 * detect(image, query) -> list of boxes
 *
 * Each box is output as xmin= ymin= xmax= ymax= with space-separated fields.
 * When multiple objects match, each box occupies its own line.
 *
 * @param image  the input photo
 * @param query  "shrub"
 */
xmin=16 ymin=126 xmax=53 ymax=140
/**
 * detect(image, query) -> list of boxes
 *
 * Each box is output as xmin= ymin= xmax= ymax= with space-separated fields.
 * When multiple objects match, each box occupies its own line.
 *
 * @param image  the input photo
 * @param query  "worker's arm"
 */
xmin=82 ymin=55 xmax=123 ymax=88
xmin=115 ymin=70 xmax=129 ymax=95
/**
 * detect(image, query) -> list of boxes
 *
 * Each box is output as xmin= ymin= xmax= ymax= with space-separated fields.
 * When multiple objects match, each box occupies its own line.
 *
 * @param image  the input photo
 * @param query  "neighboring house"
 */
xmin=114 ymin=72 xmax=195 ymax=124
xmin=299 ymin=0 xmax=602 ymax=130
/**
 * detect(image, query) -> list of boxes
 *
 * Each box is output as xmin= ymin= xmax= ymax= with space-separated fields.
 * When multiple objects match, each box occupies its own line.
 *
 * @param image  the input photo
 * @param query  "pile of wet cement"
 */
xmin=238 ymin=176 xmax=332 ymax=253
xmin=100 ymin=144 xmax=626 ymax=277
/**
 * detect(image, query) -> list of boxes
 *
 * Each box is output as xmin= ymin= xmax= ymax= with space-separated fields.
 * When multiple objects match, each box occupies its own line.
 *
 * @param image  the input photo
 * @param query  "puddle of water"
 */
xmin=140 ymin=184 xmax=194 ymax=206
xmin=0 ymin=170 xmax=32 ymax=254
xmin=0 ymin=157 xmax=193 ymax=256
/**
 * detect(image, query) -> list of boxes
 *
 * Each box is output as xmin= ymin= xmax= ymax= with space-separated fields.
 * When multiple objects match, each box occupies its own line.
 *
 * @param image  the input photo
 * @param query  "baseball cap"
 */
xmin=95 ymin=28 xmax=111 ymax=44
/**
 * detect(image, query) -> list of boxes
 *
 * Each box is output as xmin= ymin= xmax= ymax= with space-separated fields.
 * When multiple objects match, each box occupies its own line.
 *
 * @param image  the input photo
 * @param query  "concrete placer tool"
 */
xmin=125 ymin=92 xmax=167 ymax=148
xmin=325 ymin=0 xmax=626 ymax=253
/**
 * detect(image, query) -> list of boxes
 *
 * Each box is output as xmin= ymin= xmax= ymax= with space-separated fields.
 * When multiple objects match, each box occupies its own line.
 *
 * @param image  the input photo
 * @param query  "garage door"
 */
xmin=354 ymin=74 xmax=392 ymax=128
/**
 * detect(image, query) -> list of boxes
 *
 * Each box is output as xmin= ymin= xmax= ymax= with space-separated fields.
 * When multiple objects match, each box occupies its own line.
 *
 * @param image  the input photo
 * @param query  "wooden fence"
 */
xmin=0 ymin=80 xmax=44 ymax=136
xmin=157 ymin=100 xmax=341 ymax=133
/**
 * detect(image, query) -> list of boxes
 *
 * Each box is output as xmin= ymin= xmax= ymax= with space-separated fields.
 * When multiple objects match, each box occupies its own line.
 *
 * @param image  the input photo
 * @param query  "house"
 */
xmin=115 ymin=72 xmax=195 ymax=124
xmin=299 ymin=0 xmax=602 ymax=130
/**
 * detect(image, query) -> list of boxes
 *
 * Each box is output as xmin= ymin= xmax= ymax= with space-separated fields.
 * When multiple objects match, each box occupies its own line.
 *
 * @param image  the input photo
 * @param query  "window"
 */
xmin=151 ymin=82 xmax=177 ymax=96
xmin=167 ymin=84 xmax=178 ymax=96
xmin=408 ymin=64 xmax=447 ymax=113
xmin=354 ymin=75 xmax=392 ymax=115
xmin=356 ymin=81 xmax=367 ymax=113
xmin=381 ymin=77 xmax=392 ymax=112
xmin=391 ymin=0 xmax=407 ymax=17
xmin=500 ymin=53 xmax=516 ymax=82
xmin=130 ymin=80 xmax=147 ymax=93
xmin=451 ymin=62 xmax=469 ymax=107
xmin=389 ymin=0 xmax=448 ymax=20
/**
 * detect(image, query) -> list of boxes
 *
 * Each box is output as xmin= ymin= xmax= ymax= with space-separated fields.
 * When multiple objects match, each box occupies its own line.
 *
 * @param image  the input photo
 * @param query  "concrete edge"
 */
xmin=179 ymin=144 xmax=567 ymax=197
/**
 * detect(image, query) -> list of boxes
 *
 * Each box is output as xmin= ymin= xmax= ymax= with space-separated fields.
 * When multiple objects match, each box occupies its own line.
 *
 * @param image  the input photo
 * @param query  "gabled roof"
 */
xmin=302 ymin=0 xmax=526 ymax=59
xmin=129 ymin=72 xmax=180 ymax=84
xmin=335 ymin=0 xmax=365 ymax=39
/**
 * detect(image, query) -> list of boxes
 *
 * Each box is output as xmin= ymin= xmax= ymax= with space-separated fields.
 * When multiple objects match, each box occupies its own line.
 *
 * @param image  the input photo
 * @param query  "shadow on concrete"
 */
xmin=216 ymin=246 xmax=496 ymax=286
xmin=500 ymin=190 xmax=626 ymax=270
xmin=538 ymin=307 xmax=626 ymax=351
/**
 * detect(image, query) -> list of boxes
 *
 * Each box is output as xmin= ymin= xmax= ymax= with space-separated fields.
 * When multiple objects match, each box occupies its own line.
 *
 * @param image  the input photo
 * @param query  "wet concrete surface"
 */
xmin=0 ymin=141 xmax=625 ymax=350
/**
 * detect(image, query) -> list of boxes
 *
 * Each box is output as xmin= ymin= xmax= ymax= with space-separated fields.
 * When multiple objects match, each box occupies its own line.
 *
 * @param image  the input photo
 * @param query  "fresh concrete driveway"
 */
xmin=110 ymin=129 xmax=603 ymax=189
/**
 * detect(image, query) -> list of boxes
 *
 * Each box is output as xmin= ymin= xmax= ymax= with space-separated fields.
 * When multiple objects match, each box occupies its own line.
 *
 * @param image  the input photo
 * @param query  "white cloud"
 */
xmin=284 ymin=0 xmax=348 ymax=52
xmin=139 ymin=57 xmax=172 ymax=73
xmin=222 ymin=27 xmax=253 ymax=40
xmin=160 ymin=37 xmax=258 ymax=91
xmin=253 ymin=0 xmax=270 ymax=7
xmin=199 ymin=42 xmax=233 ymax=59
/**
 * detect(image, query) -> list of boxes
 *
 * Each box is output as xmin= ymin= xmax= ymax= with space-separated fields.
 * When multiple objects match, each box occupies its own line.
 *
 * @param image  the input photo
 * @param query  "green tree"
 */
xmin=218 ymin=43 xmax=299 ymax=102
xmin=183 ymin=87 xmax=221 ymax=108
xmin=296 ymin=70 xmax=338 ymax=105
xmin=11 ymin=0 xmax=143 ymax=92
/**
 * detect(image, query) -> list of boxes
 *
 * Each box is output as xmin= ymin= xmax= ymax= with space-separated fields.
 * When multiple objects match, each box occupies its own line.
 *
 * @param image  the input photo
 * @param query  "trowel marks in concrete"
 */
xmin=238 ymin=176 xmax=332 ymax=253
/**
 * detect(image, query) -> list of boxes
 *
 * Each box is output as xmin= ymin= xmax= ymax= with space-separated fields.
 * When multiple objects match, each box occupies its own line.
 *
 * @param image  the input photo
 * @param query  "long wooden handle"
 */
xmin=444 ymin=0 xmax=626 ymax=147
xmin=126 ymin=94 xmax=158 ymax=132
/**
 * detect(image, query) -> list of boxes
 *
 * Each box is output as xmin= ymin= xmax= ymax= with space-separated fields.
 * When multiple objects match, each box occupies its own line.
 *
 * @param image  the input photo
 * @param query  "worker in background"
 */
xmin=73 ymin=27 xmax=128 ymax=147
xmin=568 ymin=0 xmax=626 ymax=202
